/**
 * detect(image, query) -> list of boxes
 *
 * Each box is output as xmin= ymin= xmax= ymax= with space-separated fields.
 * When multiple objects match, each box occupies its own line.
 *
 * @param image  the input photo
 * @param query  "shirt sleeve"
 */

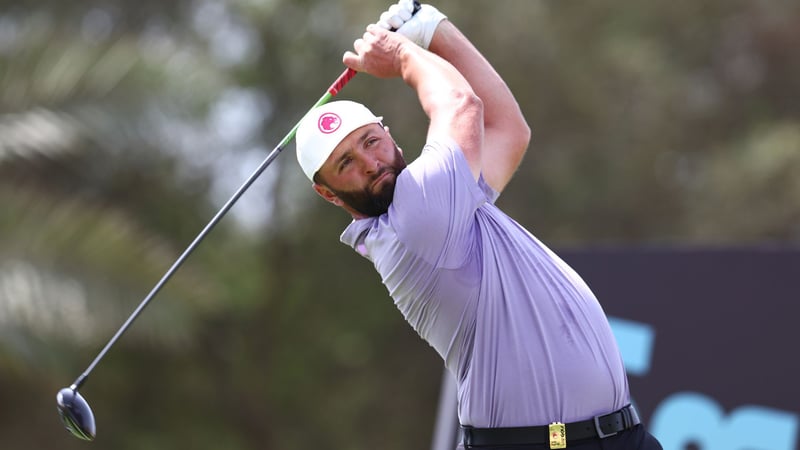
xmin=388 ymin=137 xmax=489 ymax=269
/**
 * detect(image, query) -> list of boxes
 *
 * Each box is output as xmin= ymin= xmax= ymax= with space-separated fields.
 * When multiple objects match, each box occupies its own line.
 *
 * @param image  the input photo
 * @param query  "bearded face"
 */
xmin=317 ymin=144 xmax=406 ymax=217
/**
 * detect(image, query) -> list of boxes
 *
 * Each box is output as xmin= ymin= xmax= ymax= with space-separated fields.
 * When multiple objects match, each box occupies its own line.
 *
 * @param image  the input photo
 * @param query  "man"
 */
xmin=295 ymin=2 xmax=663 ymax=449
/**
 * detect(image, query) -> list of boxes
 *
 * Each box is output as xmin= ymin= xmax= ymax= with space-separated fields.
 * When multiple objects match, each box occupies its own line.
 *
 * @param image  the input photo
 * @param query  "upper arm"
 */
xmin=392 ymin=29 xmax=530 ymax=192
xmin=480 ymin=117 xmax=531 ymax=193
xmin=426 ymin=88 xmax=485 ymax=183
xmin=428 ymin=88 xmax=531 ymax=194
xmin=427 ymin=21 xmax=532 ymax=194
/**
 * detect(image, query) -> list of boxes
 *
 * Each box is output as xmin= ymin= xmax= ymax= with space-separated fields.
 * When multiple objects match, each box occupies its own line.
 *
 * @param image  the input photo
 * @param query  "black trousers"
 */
xmin=457 ymin=424 xmax=663 ymax=450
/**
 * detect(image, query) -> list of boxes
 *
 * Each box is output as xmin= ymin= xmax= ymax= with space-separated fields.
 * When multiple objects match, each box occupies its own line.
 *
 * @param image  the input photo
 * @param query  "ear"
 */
xmin=313 ymin=183 xmax=344 ymax=207
xmin=384 ymin=125 xmax=403 ymax=155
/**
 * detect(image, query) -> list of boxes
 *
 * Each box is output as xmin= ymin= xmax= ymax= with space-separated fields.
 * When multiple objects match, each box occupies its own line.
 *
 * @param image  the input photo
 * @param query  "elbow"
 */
xmin=452 ymin=89 xmax=484 ymax=127
xmin=506 ymin=108 xmax=531 ymax=156
xmin=496 ymin=112 xmax=530 ymax=158
xmin=448 ymin=87 xmax=482 ymax=110
xmin=426 ymin=87 xmax=483 ymax=129
xmin=518 ymin=120 xmax=532 ymax=153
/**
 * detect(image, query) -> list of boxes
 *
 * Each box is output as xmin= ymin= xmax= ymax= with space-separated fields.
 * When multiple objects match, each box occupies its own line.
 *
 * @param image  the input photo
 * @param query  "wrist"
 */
xmin=396 ymin=40 xmax=417 ymax=77
xmin=426 ymin=18 xmax=453 ymax=55
xmin=412 ymin=3 xmax=447 ymax=49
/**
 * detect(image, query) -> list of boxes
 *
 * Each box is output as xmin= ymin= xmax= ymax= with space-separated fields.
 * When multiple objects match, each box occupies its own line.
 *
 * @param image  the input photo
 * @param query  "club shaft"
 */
xmin=72 ymin=67 xmax=358 ymax=390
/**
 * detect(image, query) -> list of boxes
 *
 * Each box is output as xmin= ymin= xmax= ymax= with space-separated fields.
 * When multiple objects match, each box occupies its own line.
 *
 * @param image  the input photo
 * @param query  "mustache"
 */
xmin=370 ymin=166 xmax=396 ymax=187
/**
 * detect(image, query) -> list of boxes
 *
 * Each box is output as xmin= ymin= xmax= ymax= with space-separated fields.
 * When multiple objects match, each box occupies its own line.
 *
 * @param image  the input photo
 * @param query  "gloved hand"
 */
xmin=376 ymin=0 xmax=447 ymax=49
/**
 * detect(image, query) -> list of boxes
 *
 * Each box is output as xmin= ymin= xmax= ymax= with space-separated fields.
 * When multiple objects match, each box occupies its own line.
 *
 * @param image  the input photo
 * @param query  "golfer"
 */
xmin=296 ymin=2 xmax=662 ymax=449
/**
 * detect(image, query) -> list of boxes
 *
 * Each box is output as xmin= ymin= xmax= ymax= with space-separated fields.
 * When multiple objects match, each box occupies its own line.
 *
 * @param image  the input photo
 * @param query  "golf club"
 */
xmin=56 ymin=1 xmax=420 ymax=441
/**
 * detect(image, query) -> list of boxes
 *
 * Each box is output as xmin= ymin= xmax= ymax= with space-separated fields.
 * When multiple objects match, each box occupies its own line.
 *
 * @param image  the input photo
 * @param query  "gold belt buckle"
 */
xmin=549 ymin=422 xmax=566 ymax=449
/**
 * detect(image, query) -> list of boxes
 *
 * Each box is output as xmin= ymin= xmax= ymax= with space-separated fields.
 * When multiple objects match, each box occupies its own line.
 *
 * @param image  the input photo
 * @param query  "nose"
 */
xmin=361 ymin=156 xmax=381 ymax=175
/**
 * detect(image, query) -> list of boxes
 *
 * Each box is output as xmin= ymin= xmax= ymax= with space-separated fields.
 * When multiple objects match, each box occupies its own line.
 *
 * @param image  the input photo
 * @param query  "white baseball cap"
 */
xmin=296 ymin=100 xmax=383 ymax=182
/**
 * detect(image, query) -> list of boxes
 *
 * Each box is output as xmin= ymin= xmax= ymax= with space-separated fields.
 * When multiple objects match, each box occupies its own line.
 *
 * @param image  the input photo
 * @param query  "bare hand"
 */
xmin=343 ymin=24 xmax=410 ymax=79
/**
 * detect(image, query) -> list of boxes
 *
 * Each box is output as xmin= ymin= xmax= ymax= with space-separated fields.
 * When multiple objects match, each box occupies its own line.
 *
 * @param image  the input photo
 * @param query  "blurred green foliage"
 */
xmin=0 ymin=0 xmax=798 ymax=449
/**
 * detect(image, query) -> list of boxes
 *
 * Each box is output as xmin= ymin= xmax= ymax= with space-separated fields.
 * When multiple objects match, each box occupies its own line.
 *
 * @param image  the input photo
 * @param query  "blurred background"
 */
xmin=1 ymin=0 xmax=798 ymax=449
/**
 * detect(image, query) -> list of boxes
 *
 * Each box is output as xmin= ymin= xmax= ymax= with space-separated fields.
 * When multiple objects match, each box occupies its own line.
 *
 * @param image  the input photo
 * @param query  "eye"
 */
xmin=365 ymin=137 xmax=379 ymax=147
xmin=338 ymin=156 xmax=352 ymax=172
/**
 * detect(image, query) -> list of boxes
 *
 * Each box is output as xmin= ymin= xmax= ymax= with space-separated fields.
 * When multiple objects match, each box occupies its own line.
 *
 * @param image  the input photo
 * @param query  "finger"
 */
xmin=376 ymin=19 xmax=391 ymax=30
xmin=379 ymin=11 xmax=397 ymax=29
xmin=365 ymin=23 xmax=384 ymax=34
xmin=379 ymin=9 xmax=404 ymax=30
xmin=387 ymin=3 xmax=411 ymax=25
xmin=397 ymin=1 xmax=413 ymax=21
xmin=399 ymin=0 xmax=415 ymax=14
xmin=353 ymin=36 xmax=366 ymax=52
xmin=387 ymin=15 xmax=404 ymax=30
xmin=342 ymin=50 xmax=361 ymax=71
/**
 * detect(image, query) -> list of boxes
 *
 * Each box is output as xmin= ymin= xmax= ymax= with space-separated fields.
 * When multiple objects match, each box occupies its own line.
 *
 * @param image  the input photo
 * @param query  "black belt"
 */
xmin=461 ymin=404 xmax=640 ymax=448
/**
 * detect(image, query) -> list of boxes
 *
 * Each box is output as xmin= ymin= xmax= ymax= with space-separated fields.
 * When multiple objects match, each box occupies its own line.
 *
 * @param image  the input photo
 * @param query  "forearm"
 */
xmin=399 ymin=43 xmax=475 ymax=127
xmin=428 ymin=21 xmax=528 ymax=137
xmin=369 ymin=1 xmax=529 ymax=191
xmin=428 ymin=20 xmax=530 ymax=191
xmin=398 ymin=42 xmax=484 ymax=179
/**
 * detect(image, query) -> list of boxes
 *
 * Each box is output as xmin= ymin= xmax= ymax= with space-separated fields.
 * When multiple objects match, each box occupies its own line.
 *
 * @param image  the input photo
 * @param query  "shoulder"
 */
xmin=395 ymin=137 xmax=496 ymax=208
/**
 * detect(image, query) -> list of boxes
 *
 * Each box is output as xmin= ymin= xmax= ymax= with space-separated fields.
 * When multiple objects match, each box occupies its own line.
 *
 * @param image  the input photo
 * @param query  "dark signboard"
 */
xmin=432 ymin=247 xmax=799 ymax=450
xmin=562 ymin=247 xmax=799 ymax=450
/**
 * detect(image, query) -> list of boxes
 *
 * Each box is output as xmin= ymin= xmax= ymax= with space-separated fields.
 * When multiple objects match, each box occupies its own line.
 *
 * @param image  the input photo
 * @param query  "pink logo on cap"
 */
xmin=318 ymin=112 xmax=341 ymax=134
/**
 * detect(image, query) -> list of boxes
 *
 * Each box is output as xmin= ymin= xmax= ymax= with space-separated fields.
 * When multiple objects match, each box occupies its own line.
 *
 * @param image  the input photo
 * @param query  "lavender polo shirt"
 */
xmin=340 ymin=138 xmax=629 ymax=427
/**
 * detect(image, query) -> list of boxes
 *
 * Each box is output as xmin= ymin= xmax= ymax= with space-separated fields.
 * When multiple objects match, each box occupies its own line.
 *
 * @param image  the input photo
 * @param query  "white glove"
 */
xmin=377 ymin=1 xmax=447 ymax=49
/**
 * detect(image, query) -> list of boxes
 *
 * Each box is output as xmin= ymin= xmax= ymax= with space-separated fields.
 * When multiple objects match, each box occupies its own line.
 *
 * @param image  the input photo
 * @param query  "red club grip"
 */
xmin=328 ymin=67 xmax=357 ymax=96
xmin=327 ymin=1 xmax=422 ymax=97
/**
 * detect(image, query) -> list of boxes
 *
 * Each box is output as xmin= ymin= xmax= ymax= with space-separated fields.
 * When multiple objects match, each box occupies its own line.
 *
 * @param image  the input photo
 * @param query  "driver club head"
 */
xmin=56 ymin=387 xmax=96 ymax=441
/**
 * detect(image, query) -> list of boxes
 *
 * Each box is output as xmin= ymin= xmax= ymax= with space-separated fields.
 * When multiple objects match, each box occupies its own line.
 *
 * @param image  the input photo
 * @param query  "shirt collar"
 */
xmin=340 ymin=217 xmax=378 ymax=257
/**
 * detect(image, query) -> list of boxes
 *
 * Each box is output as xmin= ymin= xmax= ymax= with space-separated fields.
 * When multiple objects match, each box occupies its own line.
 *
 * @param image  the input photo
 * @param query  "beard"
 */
xmin=326 ymin=148 xmax=407 ymax=217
